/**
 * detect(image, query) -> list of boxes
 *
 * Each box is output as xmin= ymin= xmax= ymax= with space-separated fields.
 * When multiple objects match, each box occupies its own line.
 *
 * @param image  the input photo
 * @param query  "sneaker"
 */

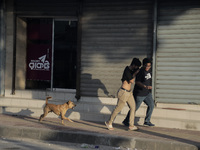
xmin=105 ymin=121 xmax=114 ymax=130
xmin=129 ymin=126 xmax=138 ymax=131
xmin=122 ymin=121 xmax=129 ymax=127
xmin=144 ymin=122 xmax=155 ymax=126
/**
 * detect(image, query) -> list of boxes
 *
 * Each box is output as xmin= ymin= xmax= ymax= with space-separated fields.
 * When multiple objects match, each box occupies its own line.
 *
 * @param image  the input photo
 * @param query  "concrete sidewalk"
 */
xmin=0 ymin=114 xmax=199 ymax=150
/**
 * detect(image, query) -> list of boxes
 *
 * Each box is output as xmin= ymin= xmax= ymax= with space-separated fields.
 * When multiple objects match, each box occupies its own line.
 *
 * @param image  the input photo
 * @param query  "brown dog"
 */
xmin=39 ymin=96 xmax=76 ymax=125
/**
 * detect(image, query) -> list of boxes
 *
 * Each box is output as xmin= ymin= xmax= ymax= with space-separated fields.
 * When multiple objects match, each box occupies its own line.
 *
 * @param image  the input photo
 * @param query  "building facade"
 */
xmin=0 ymin=0 xmax=200 ymax=105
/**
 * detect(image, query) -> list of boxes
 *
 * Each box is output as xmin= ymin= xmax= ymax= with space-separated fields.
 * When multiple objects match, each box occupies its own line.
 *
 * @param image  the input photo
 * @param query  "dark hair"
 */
xmin=130 ymin=58 xmax=141 ymax=67
xmin=143 ymin=58 xmax=151 ymax=66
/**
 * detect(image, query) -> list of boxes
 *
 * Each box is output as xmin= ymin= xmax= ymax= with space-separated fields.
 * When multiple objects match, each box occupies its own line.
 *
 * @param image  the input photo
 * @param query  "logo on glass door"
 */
xmin=29 ymin=55 xmax=50 ymax=71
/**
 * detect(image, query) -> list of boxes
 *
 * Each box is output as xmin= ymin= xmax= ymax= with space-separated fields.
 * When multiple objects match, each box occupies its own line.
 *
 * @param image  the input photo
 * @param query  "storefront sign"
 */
xmin=29 ymin=55 xmax=50 ymax=71
xmin=26 ymin=44 xmax=51 ymax=81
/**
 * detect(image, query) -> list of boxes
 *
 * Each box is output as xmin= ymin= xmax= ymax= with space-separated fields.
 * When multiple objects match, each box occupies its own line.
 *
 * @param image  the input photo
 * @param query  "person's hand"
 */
xmin=144 ymin=85 xmax=152 ymax=89
xmin=147 ymin=86 xmax=152 ymax=90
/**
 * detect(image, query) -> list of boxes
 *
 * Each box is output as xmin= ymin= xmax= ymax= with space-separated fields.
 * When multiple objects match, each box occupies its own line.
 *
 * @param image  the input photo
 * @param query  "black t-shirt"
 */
xmin=133 ymin=67 xmax=152 ymax=96
xmin=121 ymin=66 xmax=134 ymax=83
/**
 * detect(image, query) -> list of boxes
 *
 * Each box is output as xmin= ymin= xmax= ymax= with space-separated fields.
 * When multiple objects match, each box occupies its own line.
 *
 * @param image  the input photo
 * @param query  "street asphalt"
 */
xmin=0 ymin=114 xmax=199 ymax=150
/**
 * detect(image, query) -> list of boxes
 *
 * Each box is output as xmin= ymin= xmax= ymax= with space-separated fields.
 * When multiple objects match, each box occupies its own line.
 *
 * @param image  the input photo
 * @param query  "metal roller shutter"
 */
xmin=156 ymin=0 xmax=200 ymax=104
xmin=81 ymin=0 xmax=154 ymax=97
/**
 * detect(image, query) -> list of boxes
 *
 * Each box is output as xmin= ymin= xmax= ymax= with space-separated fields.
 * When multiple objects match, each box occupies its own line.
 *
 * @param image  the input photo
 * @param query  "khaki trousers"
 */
xmin=108 ymin=89 xmax=136 ymax=127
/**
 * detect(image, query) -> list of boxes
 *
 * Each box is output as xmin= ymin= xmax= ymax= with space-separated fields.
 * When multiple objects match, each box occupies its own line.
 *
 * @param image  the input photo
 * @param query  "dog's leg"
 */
xmin=62 ymin=116 xmax=73 ymax=123
xmin=39 ymin=109 xmax=49 ymax=122
xmin=61 ymin=119 xmax=64 ymax=125
xmin=60 ymin=115 xmax=73 ymax=125
xmin=39 ymin=114 xmax=44 ymax=121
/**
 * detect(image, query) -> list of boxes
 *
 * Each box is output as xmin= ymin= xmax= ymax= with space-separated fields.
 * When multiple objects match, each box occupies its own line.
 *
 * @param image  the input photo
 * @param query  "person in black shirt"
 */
xmin=105 ymin=58 xmax=141 ymax=130
xmin=123 ymin=58 xmax=155 ymax=126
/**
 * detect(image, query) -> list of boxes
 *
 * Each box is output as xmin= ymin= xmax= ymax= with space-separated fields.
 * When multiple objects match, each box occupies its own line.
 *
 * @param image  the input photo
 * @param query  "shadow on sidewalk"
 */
xmin=2 ymin=106 xmax=34 ymax=116
xmin=1 ymin=113 xmax=200 ymax=149
xmin=137 ymin=128 xmax=200 ymax=148
xmin=0 ymin=113 xmax=106 ymax=133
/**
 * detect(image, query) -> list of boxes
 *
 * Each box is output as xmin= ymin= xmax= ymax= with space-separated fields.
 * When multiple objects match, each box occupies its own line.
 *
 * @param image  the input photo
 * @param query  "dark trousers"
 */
xmin=123 ymin=93 xmax=154 ymax=124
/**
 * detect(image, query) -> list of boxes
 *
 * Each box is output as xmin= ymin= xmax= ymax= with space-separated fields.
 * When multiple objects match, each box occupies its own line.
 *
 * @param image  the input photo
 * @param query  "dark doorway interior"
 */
xmin=53 ymin=21 xmax=77 ymax=89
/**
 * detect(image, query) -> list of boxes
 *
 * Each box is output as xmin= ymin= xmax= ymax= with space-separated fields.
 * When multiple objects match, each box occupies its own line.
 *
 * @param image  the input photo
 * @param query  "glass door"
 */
xmin=26 ymin=18 xmax=77 ymax=90
xmin=53 ymin=20 xmax=77 ymax=89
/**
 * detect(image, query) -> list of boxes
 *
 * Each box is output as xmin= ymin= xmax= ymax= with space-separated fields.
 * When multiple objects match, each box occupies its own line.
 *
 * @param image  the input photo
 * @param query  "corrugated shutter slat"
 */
xmin=156 ymin=0 xmax=200 ymax=104
xmin=81 ymin=0 xmax=153 ymax=97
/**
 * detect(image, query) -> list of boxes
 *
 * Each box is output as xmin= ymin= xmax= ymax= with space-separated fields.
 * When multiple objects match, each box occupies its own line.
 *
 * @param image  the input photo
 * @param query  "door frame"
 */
xmin=51 ymin=18 xmax=78 ymax=91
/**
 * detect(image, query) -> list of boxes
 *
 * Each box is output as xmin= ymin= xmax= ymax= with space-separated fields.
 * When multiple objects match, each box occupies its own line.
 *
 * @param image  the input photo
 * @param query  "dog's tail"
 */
xmin=45 ymin=96 xmax=52 ymax=104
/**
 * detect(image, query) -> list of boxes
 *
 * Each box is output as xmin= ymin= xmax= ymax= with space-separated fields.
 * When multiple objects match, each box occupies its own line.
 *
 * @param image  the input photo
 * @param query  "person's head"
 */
xmin=130 ymin=58 xmax=141 ymax=71
xmin=143 ymin=58 xmax=151 ymax=71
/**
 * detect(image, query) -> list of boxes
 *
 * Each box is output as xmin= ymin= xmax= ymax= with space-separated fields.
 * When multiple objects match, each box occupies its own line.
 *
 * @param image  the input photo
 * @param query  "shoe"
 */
xmin=144 ymin=122 xmax=155 ymax=126
xmin=122 ymin=121 xmax=129 ymax=127
xmin=129 ymin=126 xmax=138 ymax=131
xmin=105 ymin=121 xmax=114 ymax=130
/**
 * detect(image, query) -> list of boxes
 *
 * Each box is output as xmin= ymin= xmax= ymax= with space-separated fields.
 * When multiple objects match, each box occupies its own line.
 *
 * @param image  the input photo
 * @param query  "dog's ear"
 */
xmin=66 ymin=100 xmax=71 ymax=104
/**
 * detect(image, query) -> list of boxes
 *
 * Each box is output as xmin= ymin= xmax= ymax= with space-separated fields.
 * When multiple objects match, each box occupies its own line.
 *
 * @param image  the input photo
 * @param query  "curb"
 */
xmin=0 ymin=125 xmax=198 ymax=150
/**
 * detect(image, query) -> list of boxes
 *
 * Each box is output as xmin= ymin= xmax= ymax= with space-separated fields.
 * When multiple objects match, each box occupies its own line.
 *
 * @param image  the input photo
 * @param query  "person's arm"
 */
xmin=129 ymin=69 xmax=140 ymax=83
xmin=135 ymin=81 xmax=152 ymax=89
xmin=133 ymin=69 xmax=139 ymax=78
xmin=135 ymin=69 xmax=151 ymax=89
